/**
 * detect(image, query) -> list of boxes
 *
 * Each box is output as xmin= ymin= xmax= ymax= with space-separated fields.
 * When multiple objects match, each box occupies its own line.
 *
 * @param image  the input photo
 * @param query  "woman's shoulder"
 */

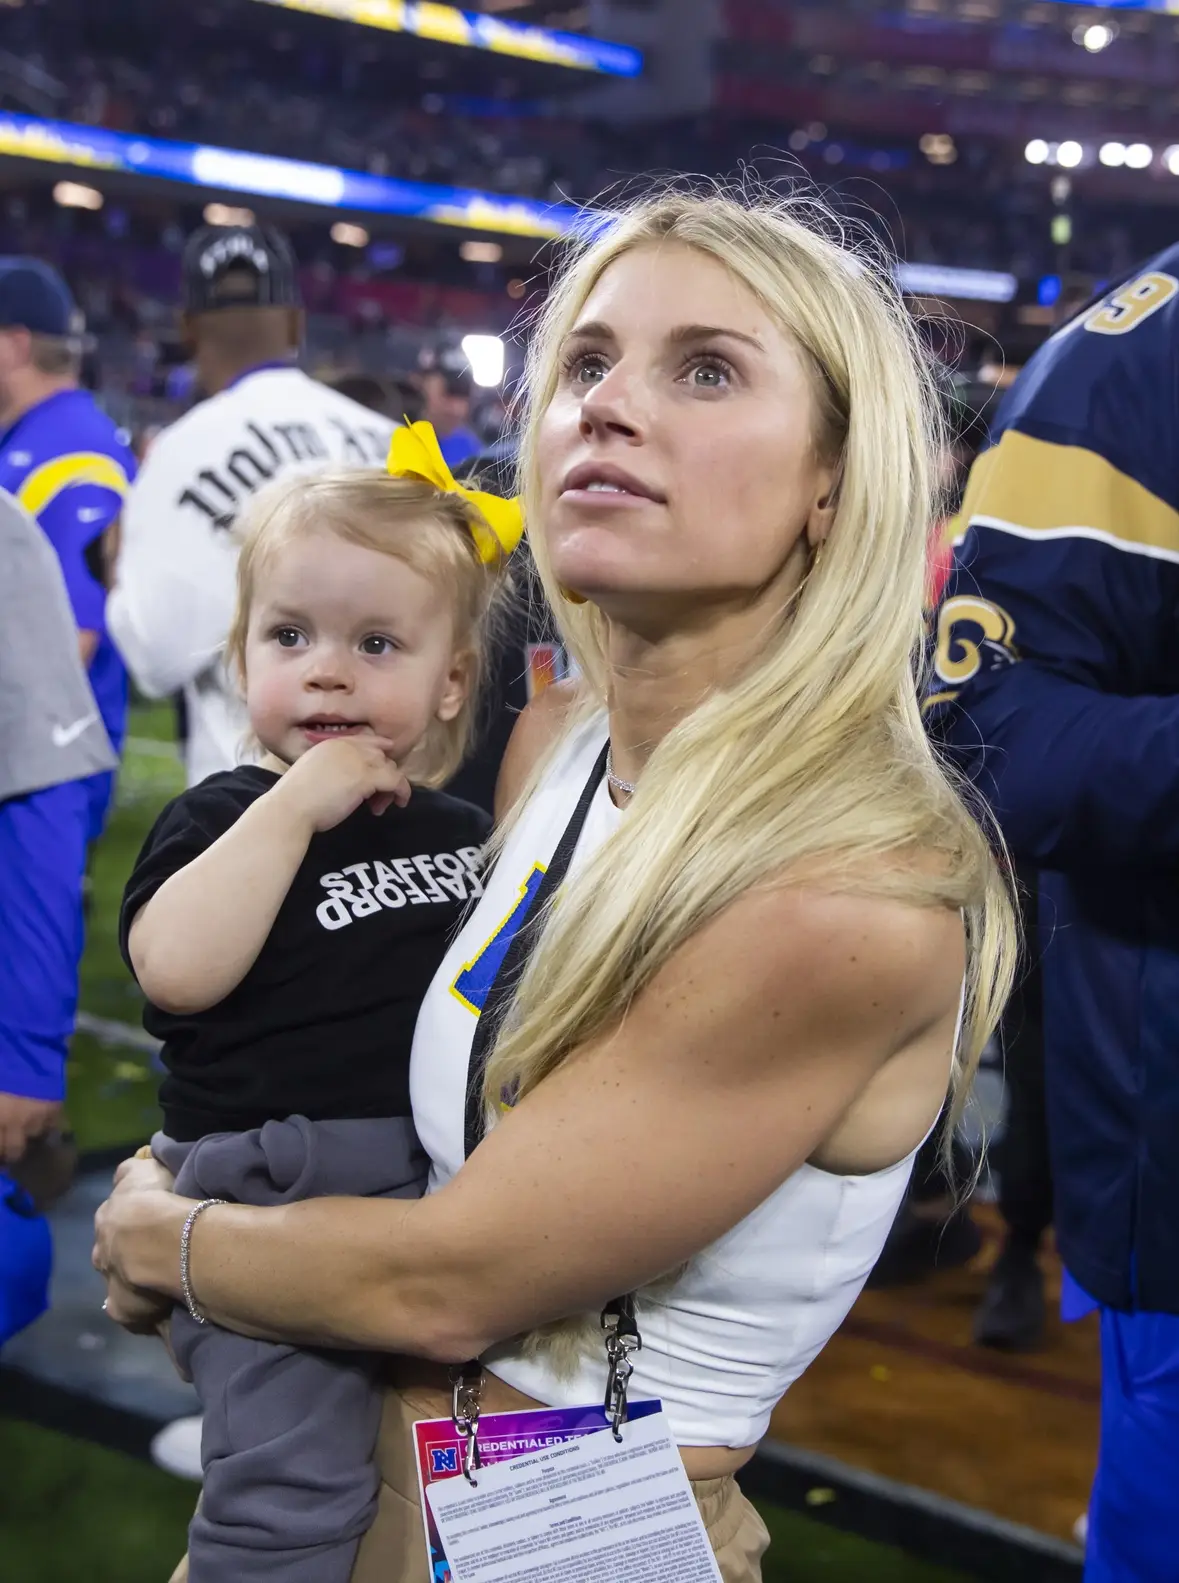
xmin=673 ymin=880 xmax=964 ymax=1055
xmin=778 ymin=882 xmax=963 ymax=1008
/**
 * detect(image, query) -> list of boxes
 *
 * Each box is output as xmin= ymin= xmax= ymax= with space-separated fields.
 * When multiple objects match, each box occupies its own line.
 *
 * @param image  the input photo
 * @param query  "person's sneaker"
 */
xmin=149 ymin=1414 xmax=204 ymax=1481
xmin=973 ymin=1241 xmax=1045 ymax=1351
xmin=866 ymin=1203 xmax=983 ymax=1289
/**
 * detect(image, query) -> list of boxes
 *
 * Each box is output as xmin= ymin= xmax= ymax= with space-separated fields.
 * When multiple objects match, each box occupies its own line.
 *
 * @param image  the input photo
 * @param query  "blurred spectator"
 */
xmin=107 ymin=222 xmax=393 ymax=785
xmin=0 ymin=489 xmax=115 ymax=1346
xmin=932 ymin=246 xmax=1179 ymax=1576
xmin=324 ymin=371 xmax=394 ymax=419
xmin=420 ymin=364 xmax=481 ymax=470
xmin=387 ymin=375 xmax=424 ymax=426
xmin=0 ymin=258 xmax=137 ymax=841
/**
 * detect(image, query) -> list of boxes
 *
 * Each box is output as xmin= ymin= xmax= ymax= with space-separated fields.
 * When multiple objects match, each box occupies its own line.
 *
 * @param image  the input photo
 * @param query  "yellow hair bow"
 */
xmin=387 ymin=420 xmax=523 ymax=566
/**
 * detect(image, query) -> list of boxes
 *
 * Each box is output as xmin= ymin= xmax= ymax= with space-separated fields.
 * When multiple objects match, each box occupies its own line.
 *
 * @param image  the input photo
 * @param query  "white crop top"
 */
xmin=410 ymin=713 xmax=942 ymax=1449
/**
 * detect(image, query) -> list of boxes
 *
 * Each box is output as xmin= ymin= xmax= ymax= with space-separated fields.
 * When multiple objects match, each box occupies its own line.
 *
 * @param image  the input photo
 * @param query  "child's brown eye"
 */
xmin=360 ymin=635 xmax=396 ymax=656
xmin=275 ymin=627 xmax=303 ymax=648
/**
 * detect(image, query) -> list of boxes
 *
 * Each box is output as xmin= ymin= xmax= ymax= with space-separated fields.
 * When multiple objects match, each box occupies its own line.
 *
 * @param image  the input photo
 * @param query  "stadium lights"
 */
xmin=243 ymin=0 xmax=643 ymax=79
xmin=194 ymin=146 xmax=346 ymax=205
xmin=53 ymin=181 xmax=103 ymax=210
xmin=1074 ymin=22 xmax=1116 ymax=52
xmin=1037 ymin=274 xmax=1062 ymax=308
xmin=330 ymin=221 xmax=369 ymax=247
xmin=1031 ymin=138 xmax=1154 ymax=173
xmin=203 ymin=202 xmax=256 ymax=226
xmin=460 ymin=240 xmax=503 ymax=264
xmin=894 ymin=263 xmax=1017 ymax=303
xmin=461 ymin=334 xmax=506 ymax=388
xmin=919 ymin=133 xmax=957 ymax=166
xmin=0 ymin=110 xmax=582 ymax=241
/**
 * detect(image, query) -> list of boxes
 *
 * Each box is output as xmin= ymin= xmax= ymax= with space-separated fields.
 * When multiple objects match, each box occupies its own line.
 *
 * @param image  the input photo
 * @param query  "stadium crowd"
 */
xmin=0 ymin=0 xmax=1172 ymax=287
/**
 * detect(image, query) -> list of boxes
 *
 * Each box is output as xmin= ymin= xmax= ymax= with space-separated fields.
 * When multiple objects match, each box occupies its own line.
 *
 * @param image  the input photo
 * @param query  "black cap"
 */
xmin=181 ymin=224 xmax=300 ymax=315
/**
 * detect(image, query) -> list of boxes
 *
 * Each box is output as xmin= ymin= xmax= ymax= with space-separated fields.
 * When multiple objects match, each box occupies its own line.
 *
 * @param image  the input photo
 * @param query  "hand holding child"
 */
xmin=274 ymin=737 xmax=412 ymax=834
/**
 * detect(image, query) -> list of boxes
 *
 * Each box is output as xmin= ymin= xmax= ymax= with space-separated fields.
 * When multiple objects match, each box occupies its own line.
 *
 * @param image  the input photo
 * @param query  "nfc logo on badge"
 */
xmin=430 ymin=1447 xmax=459 ymax=1475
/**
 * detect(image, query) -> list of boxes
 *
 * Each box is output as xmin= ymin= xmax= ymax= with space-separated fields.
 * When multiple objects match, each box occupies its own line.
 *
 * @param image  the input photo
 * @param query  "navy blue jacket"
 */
xmin=928 ymin=245 xmax=1179 ymax=1312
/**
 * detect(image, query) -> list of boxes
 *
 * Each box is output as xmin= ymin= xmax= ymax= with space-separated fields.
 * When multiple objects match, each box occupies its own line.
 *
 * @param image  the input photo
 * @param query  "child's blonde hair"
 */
xmin=226 ymin=467 xmax=505 ymax=787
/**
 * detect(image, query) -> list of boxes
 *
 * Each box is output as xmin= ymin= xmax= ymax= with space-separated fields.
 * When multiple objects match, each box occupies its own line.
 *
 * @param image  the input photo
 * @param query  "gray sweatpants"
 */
xmin=153 ymin=1115 xmax=427 ymax=1583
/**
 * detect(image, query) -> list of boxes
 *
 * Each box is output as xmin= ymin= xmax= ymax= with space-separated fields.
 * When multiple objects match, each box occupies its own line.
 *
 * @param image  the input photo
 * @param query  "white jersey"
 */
xmin=107 ymin=366 xmax=394 ymax=785
xmin=411 ymin=713 xmax=951 ymax=1449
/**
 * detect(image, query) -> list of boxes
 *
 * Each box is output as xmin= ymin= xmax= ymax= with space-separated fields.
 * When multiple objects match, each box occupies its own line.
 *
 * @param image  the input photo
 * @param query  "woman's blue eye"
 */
xmin=566 ymin=352 xmax=607 ymax=384
xmin=360 ymin=635 xmax=396 ymax=656
xmin=687 ymin=359 xmax=731 ymax=389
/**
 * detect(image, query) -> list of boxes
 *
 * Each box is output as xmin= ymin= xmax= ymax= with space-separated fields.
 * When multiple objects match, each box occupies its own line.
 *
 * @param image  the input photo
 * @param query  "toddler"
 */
xmin=120 ymin=447 xmax=516 ymax=1582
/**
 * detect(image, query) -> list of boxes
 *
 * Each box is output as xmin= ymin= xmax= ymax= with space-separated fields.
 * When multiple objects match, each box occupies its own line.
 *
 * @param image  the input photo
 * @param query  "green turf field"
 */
xmin=0 ymin=703 xmax=975 ymax=1582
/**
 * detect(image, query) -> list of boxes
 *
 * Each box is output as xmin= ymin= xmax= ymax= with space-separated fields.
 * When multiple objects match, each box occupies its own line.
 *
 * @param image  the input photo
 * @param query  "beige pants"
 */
xmin=168 ymin=1365 xmax=770 ymax=1583
xmin=351 ymin=1364 xmax=770 ymax=1583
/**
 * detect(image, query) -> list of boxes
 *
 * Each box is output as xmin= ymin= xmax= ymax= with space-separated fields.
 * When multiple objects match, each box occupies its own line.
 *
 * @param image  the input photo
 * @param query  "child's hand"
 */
xmin=274 ymin=737 xmax=412 ymax=834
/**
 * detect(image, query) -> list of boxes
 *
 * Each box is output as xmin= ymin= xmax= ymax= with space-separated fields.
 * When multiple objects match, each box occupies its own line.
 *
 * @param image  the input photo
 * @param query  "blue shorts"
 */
xmin=0 ymin=1179 xmax=52 ymax=1350
xmin=0 ymin=780 xmax=89 ymax=1102
xmin=1085 ymin=1303 xmax=1179 ymax=1582
xmin=84 ymin=768 xmax=116 ymax=845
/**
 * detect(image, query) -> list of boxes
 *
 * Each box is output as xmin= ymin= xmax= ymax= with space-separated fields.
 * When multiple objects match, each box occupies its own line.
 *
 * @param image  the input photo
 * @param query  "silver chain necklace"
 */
xmin=605 ymin=745 xmax=637 ymax=797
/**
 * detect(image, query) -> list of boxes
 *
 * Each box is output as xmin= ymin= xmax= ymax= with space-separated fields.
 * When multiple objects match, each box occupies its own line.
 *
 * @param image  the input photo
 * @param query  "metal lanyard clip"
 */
xmin=450 ymin=1363 xmax=484 ymax=1485
xmin=601 ymin=1297 xmax=642 ymax=1442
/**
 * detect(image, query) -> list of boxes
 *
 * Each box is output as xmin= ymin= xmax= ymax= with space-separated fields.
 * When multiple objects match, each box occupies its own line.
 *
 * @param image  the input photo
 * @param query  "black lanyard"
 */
xmin=453 ymin=740 xmax=641 ymax=1449
xmin=463 ymin=741 xmax=609 ymax=1161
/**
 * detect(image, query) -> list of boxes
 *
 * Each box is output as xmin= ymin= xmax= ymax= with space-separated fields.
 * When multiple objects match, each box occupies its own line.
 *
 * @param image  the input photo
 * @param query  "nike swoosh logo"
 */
xmin=52 ymin=713 xmax=97 ymax=748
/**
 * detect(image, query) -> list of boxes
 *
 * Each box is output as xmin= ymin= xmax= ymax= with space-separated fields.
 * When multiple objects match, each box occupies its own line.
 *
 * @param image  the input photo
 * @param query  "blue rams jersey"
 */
xmin=928 ymin=244 xmax=1179 ymax=1313
xmin=0 ymin=389 xmax=136 ymax=793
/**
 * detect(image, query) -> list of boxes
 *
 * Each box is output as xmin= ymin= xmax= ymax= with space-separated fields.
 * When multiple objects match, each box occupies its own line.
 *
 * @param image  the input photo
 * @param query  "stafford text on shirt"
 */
xmin=316 ymin=846 xmax=485 ymax=931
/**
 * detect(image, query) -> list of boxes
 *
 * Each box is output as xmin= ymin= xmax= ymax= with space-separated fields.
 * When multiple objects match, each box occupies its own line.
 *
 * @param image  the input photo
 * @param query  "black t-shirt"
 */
xmin=120 ymin=767 xmax=491 ymax=1141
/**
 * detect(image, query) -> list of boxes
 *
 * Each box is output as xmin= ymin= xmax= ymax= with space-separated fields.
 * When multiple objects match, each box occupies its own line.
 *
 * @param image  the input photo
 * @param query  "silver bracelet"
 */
xmin=180 ymin=1197 xmax=227 ymax=1325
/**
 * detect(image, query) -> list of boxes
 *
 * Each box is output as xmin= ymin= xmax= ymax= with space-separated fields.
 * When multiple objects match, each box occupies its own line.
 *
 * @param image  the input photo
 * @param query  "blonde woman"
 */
xmin=94 ymin=190 xmax=1016 ymax=1583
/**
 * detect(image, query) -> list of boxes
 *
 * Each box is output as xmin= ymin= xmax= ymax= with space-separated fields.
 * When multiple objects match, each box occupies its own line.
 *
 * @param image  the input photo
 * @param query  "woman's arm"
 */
xmin=128 ymin=737 xmax=409 ymax=1014
xmin=98 ymin=884 xmax=963 ymax=1358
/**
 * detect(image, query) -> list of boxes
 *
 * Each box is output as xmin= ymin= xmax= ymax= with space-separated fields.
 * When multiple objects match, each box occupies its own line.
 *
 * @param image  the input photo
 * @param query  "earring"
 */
xmin=559 ymin=585 xmax=587 ymax=605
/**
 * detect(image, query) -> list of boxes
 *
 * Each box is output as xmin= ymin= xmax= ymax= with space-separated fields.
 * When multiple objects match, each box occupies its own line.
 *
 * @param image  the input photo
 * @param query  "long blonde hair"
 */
xmin=486 ymin=190 xmax=1016 ymax=1359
